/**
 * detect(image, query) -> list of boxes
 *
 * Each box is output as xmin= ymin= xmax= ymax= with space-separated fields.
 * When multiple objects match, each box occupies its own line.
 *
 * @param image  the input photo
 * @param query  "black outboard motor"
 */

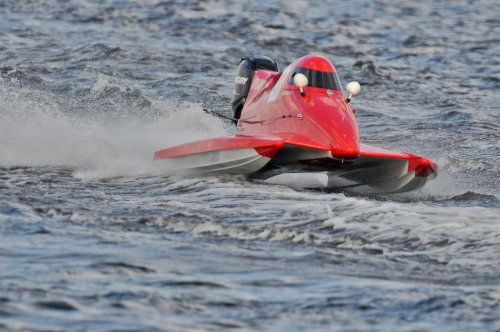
xmin=231 ymin=56 xmax=278 ymax=121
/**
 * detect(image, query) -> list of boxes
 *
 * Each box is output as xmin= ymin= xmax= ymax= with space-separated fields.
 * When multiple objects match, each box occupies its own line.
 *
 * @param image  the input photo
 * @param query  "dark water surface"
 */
xmin=1 ymin=0 xmax=499 ymax=331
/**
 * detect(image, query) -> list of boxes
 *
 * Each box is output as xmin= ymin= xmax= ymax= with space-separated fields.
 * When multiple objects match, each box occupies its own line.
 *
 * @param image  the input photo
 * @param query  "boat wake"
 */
xmin=0 ymin=83 xmax=228 ymax=179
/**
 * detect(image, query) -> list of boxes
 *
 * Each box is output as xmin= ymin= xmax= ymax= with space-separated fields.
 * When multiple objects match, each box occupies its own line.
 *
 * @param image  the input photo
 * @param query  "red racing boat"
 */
xmin=154 ymin=55 xmax=437 ymax=194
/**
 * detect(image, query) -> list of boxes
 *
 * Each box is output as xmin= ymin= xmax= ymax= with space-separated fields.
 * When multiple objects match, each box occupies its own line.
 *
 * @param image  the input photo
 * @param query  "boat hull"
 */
xmin=154 ymin=138 xmax=436 ymax=194
xmin=154 ymin=135 xmax=285 ymax=175
xmin=258 ymin=143 xmax=437 ymax=194
xmin=260 ymin=155 xmax=436 ymax=194
xmin=158 ymin=148 xmax=274 ymax=175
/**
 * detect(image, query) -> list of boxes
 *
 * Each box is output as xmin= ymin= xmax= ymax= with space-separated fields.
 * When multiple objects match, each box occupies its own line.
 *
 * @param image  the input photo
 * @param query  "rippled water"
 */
xmin=1 ymin=0 xmax=499 ymax=331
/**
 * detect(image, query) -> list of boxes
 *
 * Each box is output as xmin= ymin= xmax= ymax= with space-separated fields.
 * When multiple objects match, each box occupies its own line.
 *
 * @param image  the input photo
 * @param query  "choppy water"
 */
xmin=1 ymin=0 xmax=499 ymax=331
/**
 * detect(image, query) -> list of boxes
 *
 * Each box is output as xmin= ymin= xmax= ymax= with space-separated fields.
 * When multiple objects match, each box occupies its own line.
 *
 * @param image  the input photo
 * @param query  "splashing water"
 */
xmin=0 ymin=83 xmax=228 ymax=179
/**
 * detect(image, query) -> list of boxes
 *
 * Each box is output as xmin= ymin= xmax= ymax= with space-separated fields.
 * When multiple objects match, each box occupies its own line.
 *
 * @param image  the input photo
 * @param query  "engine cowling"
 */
xmin=231 ymin=55 xmax=278 ymax=121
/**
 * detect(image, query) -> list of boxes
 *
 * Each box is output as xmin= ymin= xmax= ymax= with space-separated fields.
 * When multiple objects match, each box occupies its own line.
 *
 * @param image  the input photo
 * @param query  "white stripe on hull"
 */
xmin=158 ymin=148 xmax=271 ymax=176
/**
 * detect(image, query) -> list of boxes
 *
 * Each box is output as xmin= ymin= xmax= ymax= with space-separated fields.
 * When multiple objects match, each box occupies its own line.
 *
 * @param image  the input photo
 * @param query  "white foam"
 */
xmin=90 ymin=72 xmax=112 ymax=94
xmin=265 ymin=172 xmax=329 ymax=189
xmin=0 ymin=84 xmax=228 ymax=179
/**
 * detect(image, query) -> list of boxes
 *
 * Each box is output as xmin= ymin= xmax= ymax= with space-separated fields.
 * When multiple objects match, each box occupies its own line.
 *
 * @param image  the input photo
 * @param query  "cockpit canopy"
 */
xmin=289 ymin=67 xmax=343 ymax=91
xmin=286 ymin=55 xmax=344 ymax=92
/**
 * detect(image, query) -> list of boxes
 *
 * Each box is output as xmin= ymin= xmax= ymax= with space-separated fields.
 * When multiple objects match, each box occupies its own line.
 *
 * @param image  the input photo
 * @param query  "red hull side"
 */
xmin=154 ymin=135 xmax=285 ymax=159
